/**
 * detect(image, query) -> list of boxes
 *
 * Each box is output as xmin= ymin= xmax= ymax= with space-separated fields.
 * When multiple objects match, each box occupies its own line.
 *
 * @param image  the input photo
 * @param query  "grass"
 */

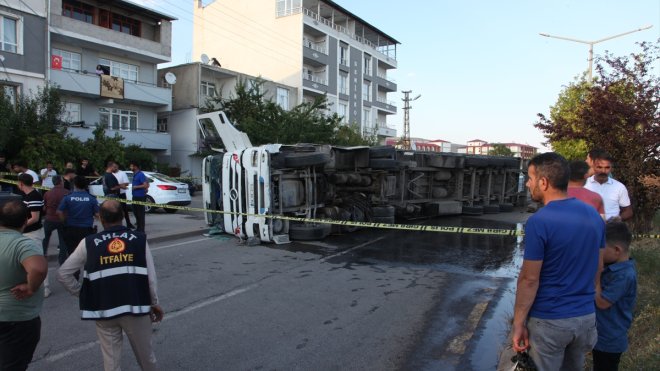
xmin=618 ymin=236 xmax=660 ymax=369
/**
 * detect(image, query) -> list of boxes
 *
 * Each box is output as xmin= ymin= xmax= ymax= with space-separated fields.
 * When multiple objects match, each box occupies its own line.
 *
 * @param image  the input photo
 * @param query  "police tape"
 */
xmin=1 ymin=178 xmax=658 ymax=239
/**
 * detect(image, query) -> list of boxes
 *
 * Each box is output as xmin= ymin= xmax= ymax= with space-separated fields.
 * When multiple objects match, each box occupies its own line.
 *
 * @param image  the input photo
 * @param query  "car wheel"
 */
xmin=288 ymin=222 xmax=332 ymax=241
xmin=145 ymin=196 xmax=156 ymax=213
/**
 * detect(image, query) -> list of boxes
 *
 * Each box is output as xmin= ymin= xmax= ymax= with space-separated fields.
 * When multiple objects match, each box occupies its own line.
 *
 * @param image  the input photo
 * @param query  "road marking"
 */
xmin=447 ymin=301 xmax=489 ymax=354
xmin=151 ymin=237 xmax=210 ymax=251
xmin=44 ymin=340 xmax=99 ymax=363
xmin=319 ymin=236 xmax=387 ymax=263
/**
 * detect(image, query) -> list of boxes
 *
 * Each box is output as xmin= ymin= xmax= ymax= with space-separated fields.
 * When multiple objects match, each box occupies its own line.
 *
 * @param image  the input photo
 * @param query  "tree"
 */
xmin=535 ymin=40 xmax=660 ymax=232
xmin=204 ymin=78 xmax=372 ymax=146
xmin=489 ymin=143 xmax=514 ymax=157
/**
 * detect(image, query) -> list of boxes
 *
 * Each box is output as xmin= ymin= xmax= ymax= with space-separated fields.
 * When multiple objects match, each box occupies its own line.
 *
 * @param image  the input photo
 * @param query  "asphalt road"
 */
xmin=30 ymin=199 xmax=528 ymax=370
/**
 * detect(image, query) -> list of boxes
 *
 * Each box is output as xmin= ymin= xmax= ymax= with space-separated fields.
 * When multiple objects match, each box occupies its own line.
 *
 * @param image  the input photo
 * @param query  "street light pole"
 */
xmin=540 ymin=25 xmax=652 ymax=80
xmin=401 ymin=90 xmax=421 ymax=150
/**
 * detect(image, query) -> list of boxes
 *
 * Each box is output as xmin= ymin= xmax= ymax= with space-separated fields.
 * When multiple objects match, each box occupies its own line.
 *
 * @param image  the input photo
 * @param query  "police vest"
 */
xmin=79 ymin=226 xmax=151 ymax=320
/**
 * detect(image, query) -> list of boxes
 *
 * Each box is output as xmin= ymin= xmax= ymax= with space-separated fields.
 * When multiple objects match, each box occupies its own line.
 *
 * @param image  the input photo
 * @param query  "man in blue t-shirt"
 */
xmin=129 ymin=161 xmax=149 ymax=233
xmin=57 ymin=176 xmax=99 ymax=260
xmin=593 ymin=221 xmax=637 ymax=371
xmin=513 ymin=152 xmax=605 ymax=370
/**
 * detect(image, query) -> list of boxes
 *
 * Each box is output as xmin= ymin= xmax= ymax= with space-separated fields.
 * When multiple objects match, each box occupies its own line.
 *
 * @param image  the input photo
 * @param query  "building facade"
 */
xmin=460 ymin=139 xmax=537 ymax=160
xmin=157 ymin=62 xmax=299 ymax=179
xmin=192 ymin=0 xmax=399 ymax=140
xmin=0 ymin=0 xmax=48 ymax=105
xmin=49 ymin=0 xmax=175 ymax=163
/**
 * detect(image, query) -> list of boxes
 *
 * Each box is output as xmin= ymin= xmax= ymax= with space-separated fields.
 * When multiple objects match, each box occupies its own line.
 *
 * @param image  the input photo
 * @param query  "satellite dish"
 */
xmin=164 ymin=72 xmax=177 ymax=85
xmin=201 ymin=54 xmax=210 ymax=64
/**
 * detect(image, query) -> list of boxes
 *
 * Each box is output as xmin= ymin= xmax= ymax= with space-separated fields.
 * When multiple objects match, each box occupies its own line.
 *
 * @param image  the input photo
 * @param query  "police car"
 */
xmin=89 ymin=171 xmax=191 ymax=213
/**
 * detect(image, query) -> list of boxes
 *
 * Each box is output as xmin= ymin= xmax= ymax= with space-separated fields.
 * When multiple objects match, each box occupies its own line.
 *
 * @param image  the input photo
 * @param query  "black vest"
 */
xmin=79 ymin=226 xmax=151 ymax=320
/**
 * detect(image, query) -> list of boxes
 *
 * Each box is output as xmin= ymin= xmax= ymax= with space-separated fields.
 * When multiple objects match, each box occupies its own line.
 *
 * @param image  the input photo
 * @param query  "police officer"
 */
xmin=57 ymin=200 xmax=163 ymax=371
xmin=57 ymin=176 xmax=99 ymax=261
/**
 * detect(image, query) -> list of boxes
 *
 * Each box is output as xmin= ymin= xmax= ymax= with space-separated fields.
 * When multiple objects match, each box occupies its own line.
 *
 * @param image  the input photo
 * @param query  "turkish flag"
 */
xmin=51 ymin=55 xmax=62 ymax=70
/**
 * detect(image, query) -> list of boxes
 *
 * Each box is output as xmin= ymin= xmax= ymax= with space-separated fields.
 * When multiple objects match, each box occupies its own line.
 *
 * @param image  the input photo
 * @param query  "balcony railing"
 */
xmin=376 ymin=97 xmax=397 ymax=106
xmin=302 ymin=72 xmax=327 ymax=85
xmin=377 ymin=71 xmax=396 ymax=82
xmin=303 ymin=38 xmax=327 ymax=54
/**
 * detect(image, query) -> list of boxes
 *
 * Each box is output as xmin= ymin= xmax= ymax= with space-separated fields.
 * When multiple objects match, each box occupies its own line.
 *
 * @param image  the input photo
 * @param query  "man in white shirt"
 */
xmin=13 ymin=161 xmax=39 ymax=184
xmin=112 ymin=163 xmax=136 ymax=229
xmin=39 ymin=162 xmax=57 ymax=189
xmin=584 ymin=154 xmax=633 ymax=221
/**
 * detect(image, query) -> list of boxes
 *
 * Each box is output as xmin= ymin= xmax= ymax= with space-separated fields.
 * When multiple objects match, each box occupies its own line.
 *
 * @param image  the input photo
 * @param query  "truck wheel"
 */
xmin=483 ymin=204 xmax=500 ymax=214
xmin=371 ymin=206 xmax=395 ymax=217
xmin=369 ymin=159 xmax=397 ymax=170
xmin=284 ymin=153 xmax=330 ymax=168
xmin=372 ymin=215 xmax=395 ymax=224
xmin=499 ymin=203 xmax=514 ymax=212
xmin=462 ymin=205 xmax=483 ymax=215
xmin=288 ymin=222 xmax=331 ymax=241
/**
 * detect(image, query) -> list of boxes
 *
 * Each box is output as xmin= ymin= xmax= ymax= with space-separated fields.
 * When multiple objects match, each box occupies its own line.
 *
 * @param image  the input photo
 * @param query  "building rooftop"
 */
xmin=311 ymin=0 xmax=400 ymax=45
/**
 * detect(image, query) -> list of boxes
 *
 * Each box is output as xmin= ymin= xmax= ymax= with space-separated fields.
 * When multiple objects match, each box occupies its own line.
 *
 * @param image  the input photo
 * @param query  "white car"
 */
xmin=89 ymin=171 xmax=192 ymax=213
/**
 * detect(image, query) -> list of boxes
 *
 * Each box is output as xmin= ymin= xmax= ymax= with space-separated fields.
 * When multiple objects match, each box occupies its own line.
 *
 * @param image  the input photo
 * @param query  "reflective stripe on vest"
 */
xmin=81 ymin=304 xmax=151 ymax=319
xmin=83 ymin=266 xmax=148 ymax=281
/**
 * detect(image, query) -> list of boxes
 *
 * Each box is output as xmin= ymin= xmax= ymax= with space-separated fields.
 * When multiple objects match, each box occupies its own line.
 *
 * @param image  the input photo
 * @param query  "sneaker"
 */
xmin=44 ymin=288 xmax=52 ymax=298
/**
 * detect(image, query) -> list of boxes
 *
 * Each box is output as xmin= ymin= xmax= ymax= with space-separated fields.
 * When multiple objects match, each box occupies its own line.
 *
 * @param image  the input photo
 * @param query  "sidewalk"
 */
xmin=45 ymin=209 xmax=209 ymax=262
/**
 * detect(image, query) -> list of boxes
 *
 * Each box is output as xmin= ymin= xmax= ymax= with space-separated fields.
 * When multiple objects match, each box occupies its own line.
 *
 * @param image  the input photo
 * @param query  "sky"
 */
xmin=134 ymin=0 xmax=659 ymax=151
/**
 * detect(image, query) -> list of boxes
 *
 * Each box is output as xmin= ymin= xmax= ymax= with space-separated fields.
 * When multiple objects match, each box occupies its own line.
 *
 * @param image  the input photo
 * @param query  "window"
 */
xmin=157 ymin=117 xmax=168 ymax=133
xmin=363 ymin=109 xmax=371 ymax=131
xmin=276 ymin=0 xmax=302 ymax=16
xmin=99 ymin=58 xmax=138 ymax=82
xmin=338 ymin=102 xmax=348 ymax=123
xmin=111 ymin=13 xmax=140 ymax=36
xmin=363 ymin=54 xmax=372 ymax=75
xmin=200 ymin=81 xmax=216 ymax=96
xmin=1 ymin=85 xmax=17 ymax=106
xmin=52 ymin=48 xmax=81 ymax=71
xmin=62 ymin=102 xmax=82 ymax=123
xmin=276 ymin=87 xmax=289 ymax=110
xmin=0 ymin=13 xmax=19 ymax=53
xmin=362 ymin=80 xmax=371 ymax=101
xmin=62 ymin=0 xmax=94 ymax=23
xmin=339 ymin=44 xmax=348 ymax=66
xmin=99 ymin=107 xmax=138 ymax=131
xmin=338 ymin=73 xmax=348 ymax=95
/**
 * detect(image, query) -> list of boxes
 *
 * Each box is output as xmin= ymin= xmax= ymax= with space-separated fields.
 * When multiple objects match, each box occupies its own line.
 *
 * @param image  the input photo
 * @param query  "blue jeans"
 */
xmin=42 ymin=220 xmax=65 ymax=258
xmin=528 ymin=313 xmax=597 ymax=371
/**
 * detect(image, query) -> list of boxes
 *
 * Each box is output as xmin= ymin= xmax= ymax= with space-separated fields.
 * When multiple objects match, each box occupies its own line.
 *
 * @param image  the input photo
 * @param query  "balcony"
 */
xmin=303 ymin=38 xmax=327 ymax=54
xmin=67 ymin=125 xmax=170 ymax=152
xmin=376 ymin=72 xmax=397 ymax=92
xmin=50 ymin=69 xmax=171 ymax=109
xmin=374 ymin=97 xmax=397 ymax=113
xmin=376 ymin=121 xmax=397 ymax=137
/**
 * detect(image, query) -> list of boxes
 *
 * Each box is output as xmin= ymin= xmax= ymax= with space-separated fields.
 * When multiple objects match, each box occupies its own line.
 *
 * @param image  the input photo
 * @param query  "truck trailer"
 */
xmin=197 ymin=111 xmax=525 ymax=244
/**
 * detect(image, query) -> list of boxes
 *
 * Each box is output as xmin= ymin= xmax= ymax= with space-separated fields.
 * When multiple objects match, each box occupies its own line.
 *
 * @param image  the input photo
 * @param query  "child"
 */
xmin=593 ymin=221 xmax=637 ymax=371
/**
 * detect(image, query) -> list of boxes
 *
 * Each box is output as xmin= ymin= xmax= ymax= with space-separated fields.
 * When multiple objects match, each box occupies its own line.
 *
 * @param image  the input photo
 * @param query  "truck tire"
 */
xmin=462 ymin=205 xmax=483 ymax=215
xmin=369 ymin=158 xmax=397 ymax=170
xmin=289 ymin=222 xmax=332 ymax=241
xmin=371 ymin=205 xmax=395 ymax=217
xmin=483 ymin=204 xmax=500 ymax=214
xmin=372 ymin=215 xmax=395 ymax=224
xmin=284 ymin=153 xmax=330 ymax=168
xmin=499 ymin=203 xmax=514 ymax=212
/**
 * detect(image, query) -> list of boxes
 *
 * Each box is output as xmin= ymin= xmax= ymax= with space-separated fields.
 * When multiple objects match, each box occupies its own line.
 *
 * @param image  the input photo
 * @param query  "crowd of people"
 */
xmin=1 ymin=156 xmax=161 ymax=370
xmin=1 ymin=149 xmax=639 ymax=370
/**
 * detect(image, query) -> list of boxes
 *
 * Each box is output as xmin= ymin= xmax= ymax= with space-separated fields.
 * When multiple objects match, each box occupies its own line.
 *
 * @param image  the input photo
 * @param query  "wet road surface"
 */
xmin=32 ymin=212 xmax=527 ymax=370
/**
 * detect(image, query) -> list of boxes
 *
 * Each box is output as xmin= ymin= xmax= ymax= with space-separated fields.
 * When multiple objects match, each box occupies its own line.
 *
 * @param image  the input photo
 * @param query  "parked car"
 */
xmin=89 ymin=171 xmax=192 ymax=213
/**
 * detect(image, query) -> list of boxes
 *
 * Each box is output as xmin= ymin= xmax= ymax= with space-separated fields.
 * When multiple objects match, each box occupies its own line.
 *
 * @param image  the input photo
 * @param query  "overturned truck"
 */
xmin=198 ymin=111 xmax=525 ymax=244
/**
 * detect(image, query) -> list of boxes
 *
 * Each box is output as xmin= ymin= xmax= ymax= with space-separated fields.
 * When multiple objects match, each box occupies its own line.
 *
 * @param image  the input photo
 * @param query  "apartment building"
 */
xmin=49 ymin=0 xmax=175 ymax=162
xmin=192 ymin=0 xmax=399 ymax=141
xmin=157 ymin=62 xmax=299 ymax=179
xmin=0 ymin=0 xmax=47 ymax=105
xmin=460 ymin=139 xmax=538 ymax=160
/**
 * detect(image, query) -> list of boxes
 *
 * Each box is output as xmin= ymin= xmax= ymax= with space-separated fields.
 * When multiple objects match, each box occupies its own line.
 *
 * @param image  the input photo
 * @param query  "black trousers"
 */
xmin=118 ymin=193 xmax=133 ymax=227
xmin=63 ymin=226 xmax=95 ymax=255
xmin=133 ymin=195 xmax=146 ymax=232
xmin=0 ymin=316 xmax=41 ymax=371
xmin=593 ymin=349 xmax=622 ymax=371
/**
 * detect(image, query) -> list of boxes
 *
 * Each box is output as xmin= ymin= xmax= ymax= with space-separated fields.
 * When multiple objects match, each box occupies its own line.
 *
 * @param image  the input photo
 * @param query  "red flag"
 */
xmin=51 ymin=55 xmax=62 ymax=70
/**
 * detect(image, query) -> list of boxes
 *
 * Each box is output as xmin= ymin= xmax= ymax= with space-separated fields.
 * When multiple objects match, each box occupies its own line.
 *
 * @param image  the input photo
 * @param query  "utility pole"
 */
xmin=539 ymin=25 xmax=652 ymax=80
xmin=401 ymin=90 xmax=421 ymax=150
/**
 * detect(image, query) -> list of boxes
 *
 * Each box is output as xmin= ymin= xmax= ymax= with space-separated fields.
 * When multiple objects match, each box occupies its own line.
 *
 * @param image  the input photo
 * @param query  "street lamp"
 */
xmin=539 ymin=25 xmax=653 ymax=80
